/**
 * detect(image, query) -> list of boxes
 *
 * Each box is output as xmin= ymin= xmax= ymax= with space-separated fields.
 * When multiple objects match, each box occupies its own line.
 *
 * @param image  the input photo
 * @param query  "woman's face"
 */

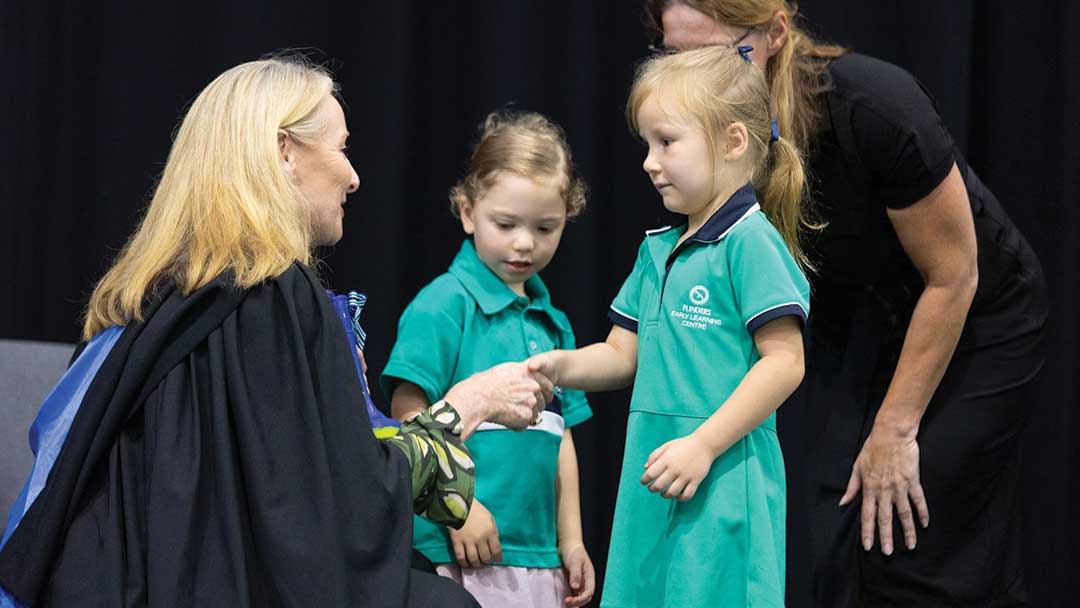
xmin=660 ymin=3 xmax=785 ymax=67
xmin=281 ymin=96 xmax=360 ymax=246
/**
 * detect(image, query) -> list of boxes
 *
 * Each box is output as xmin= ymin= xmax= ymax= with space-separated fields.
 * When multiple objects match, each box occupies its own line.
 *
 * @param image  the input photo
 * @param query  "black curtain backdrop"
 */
xmin=2 ymin=1 xmax=1077 ymax=606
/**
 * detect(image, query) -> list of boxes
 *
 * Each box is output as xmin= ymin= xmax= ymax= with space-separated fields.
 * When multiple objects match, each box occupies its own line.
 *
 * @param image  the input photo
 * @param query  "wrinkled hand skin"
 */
xmin=446 ymin=361 xmax=554 ymax=431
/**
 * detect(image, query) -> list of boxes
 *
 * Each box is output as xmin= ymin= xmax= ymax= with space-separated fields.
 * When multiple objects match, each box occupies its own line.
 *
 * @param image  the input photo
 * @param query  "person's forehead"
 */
xmin=638 ymin=93 xmax=694 ymax=130
xmin=661 ymin=4 xmax=738 ymax=45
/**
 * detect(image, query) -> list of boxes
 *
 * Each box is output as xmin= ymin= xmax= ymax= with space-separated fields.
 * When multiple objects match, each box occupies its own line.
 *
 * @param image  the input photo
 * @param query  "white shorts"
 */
xmin=435 ymin=563 xmax=570 ymax=608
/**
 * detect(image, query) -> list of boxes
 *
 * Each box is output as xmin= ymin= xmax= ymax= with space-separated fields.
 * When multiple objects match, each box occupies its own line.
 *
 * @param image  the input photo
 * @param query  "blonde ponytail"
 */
xmin=758 ymin=135 xmax=813 ymax=269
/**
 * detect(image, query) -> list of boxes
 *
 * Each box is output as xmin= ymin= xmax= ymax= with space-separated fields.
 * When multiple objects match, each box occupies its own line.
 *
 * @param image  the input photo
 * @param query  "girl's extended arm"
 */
xmin=640 ymin=316 xmax=804 ymax=501
xmin=529 ymin=325 xmax=638 ymax=392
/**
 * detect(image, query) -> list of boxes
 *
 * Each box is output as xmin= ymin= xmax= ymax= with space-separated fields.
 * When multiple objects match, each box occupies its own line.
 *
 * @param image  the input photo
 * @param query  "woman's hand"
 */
xmin=444 ymin=362 xmax=553 ymax=438
xmin=558 ymin=542 xmax=595 ymax=607
xmin=640 ymin=433 xmax=715 ymax=502
xmin=449 ymin=499 xmax=502 ymax=569
xmin=839 ymin=423 xmax=930 ymax=555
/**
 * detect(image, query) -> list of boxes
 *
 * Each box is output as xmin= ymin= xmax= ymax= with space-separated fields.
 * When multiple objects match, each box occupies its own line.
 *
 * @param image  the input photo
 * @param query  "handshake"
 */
xmin=442 ymin=353 xmax=563 ymax=434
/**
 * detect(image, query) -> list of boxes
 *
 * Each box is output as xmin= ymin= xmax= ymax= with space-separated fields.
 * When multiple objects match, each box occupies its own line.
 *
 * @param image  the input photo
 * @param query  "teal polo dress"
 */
xmin=602 ymin=184 xmax=809 ymax=608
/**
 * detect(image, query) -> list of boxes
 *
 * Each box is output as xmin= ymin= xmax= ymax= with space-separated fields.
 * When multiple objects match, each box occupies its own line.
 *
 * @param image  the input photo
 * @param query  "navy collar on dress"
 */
xmin=660 ymin=183 xmax=761 ymax=271
xmin=686 ymin=183 xmax=760 ymax=243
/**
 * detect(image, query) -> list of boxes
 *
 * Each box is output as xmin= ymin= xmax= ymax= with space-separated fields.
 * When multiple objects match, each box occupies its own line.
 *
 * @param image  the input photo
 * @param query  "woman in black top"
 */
xmin=648 ymin=1 xmax=1046 ymax=606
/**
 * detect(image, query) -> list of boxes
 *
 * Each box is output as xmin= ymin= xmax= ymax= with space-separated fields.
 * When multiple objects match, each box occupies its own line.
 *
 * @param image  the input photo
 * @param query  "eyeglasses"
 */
xmin=648 ymin=26 xmax=759 ymax=56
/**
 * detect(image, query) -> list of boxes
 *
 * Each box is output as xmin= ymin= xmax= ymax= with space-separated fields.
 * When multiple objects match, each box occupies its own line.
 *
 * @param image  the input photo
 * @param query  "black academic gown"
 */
xmin=0 ymin=263 xmax=477 ymax=607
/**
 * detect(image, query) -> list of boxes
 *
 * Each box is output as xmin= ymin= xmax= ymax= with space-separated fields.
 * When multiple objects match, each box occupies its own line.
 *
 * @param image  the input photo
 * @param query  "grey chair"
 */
xmin=0 ymin=339 xmax=76 ymax=523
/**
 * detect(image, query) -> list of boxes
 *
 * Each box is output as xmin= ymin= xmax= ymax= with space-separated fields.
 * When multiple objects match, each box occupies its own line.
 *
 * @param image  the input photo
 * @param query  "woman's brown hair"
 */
xmin=644 ymin=0 xmax=846 ymax=153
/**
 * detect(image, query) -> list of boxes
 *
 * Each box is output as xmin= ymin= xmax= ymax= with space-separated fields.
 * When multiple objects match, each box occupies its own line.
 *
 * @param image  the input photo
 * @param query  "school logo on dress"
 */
xmin=671 ymin=285 xmax=721 ymax=331
xmin=689 ymin=285 xmax=710 ymax=305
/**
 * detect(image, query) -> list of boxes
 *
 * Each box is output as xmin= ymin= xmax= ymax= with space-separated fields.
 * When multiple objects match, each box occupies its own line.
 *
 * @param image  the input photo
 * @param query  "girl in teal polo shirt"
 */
xmin=531 ymin=48 xmax=811 ymax=607
xmin=381 ymin=111 xmax=596 ymax=607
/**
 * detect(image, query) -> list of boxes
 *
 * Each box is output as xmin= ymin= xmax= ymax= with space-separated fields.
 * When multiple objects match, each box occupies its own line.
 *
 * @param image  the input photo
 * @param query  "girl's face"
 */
xmin=460 ymin=173 xmax=567 ymax=296
xmin=637 ymin=95 xmax=720 ymax=219
xmin=280 ymin=95 xmax=360 ymax=246
xmin=659 ymin=3 xmax=786 ymax=68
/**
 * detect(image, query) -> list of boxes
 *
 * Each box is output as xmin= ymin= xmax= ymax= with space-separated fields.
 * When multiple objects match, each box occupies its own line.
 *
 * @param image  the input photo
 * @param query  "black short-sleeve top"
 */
xmin=804 ymin=52 xmax=1046 ymax=356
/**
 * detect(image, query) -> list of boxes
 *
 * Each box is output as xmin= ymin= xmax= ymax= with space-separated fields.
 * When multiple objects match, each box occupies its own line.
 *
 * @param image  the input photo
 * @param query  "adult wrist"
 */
xmin=437 ymin=388 xmax=485 ymax=439
xmin=873 ymin=406 xmax=921 ymax=439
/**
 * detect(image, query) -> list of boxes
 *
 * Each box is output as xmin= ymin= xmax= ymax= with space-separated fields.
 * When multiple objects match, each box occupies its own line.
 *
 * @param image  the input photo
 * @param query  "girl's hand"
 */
xmin=525 ymin=350 xmax=561 ymax=386
xmin=640 ymin=433 xmax=715 ymax=502
xmin=839 ymin=423 xmax=930 ymax=555
xmin=448 ymin=500 xmax=502 ymax=568
xmin=558 ymin=542 xmax=595 ymax=607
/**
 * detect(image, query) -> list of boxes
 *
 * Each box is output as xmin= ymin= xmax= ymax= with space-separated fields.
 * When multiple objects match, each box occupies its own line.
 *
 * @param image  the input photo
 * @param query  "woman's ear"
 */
xmin=278 ymin=129 xmax=297 ymax=177
xmin=765 ymin=9 xmax=789 ymax=59
xmin=723 ymin=122 xmax=751 ymax=161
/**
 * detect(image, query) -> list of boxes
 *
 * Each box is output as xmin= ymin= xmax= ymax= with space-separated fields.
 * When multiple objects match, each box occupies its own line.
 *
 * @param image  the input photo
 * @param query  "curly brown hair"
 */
xmin=450 ymin=111 xmax=587 ymax=219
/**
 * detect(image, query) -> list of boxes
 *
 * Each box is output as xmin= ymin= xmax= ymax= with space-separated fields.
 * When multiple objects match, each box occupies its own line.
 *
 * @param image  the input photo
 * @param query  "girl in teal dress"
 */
xmin=531 ymin=46 xmax=811 ymax=607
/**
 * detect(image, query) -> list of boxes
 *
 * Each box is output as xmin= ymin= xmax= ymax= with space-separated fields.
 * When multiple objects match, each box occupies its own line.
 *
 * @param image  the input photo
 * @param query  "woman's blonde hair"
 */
xmin=644 ymin=0 xmax=846 ymax=153
xmin=627 ymin=46 xmax=812 ymax=268
xmin=449 ymin=111 xmax=587 ymax=219
xmin=82 ymin=55 xmax=336 ymax=339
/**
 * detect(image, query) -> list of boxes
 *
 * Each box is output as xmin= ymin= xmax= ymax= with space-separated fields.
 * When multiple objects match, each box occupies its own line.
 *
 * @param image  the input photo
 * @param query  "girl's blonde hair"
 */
xmin=82 ymin=56 xmax=336 ymax=340
xmin=449 ymin=111 xmax=587 ymax=219
xmin=644 ymin=0 xmax=846 ymax=154
xmin=627 ymin=46 xmax=812 ymax=268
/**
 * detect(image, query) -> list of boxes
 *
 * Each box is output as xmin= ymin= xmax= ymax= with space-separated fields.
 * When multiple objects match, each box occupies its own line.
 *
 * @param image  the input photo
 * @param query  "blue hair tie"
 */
xmin=736 ymin=45 xmax=754 ymax=63
xmin=769 ymin=118 xmax=780 ymax=143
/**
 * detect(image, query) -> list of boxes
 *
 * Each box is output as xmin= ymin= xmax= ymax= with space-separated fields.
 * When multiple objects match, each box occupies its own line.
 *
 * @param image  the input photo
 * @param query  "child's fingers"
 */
xmin=644 ymin=441 xmax=671 ymax=468
xmin=568 ymin=559 xmax=582 ymax=590
xmin=564 ymin=561 xmax=595 ymax=607
xmin=678 ymin=481 xmax=699 ymax=502
xmin=645 ymin=468 xmax=676 ymax=494
xmin=487 ymin=535 xmax=503 ymax=564
xmin=465 ymin=542 xmax=483 ymax=569
xmin=581 ymin=560 xmax=596 ymax=600
xmin=453 ymin=538 xmax=468 ymax=568
xmin=639 ymin=464 xmax=658 ymax=486
xmin=662 ymin=477 xmax=688 ymax=500
xmin=477 ymin=540 xmax=492 ymax=565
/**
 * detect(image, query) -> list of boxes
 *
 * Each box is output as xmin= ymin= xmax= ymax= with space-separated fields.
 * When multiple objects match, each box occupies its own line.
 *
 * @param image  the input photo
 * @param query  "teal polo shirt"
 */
xmin=600 ymin=184 xmax=809 ymax=607
xmin=608 ymin=183 xmax=810 ymax=423
xmin=380 ymin=239 xmax=591 ymax=568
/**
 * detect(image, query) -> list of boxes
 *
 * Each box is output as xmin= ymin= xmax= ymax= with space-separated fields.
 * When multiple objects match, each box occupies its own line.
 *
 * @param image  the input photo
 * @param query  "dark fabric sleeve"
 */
xmin=213 ymin=264 xmax=425 ymax=605
xmin=838 ymin=56 xmax=957 ymax=209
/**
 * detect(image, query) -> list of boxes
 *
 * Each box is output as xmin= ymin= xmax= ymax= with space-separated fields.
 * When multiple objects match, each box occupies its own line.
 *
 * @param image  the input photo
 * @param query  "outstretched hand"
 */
xmin=526 ymin=351 xmax=560 ymax=387
xmin=445 ymin=362 xmax=554 ymax=432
